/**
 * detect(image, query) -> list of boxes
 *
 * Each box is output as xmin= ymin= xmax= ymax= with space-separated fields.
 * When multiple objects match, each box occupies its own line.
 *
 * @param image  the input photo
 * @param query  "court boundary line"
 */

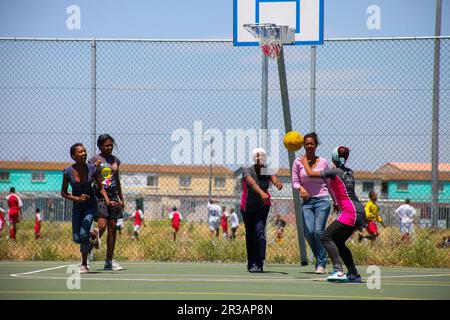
xmin=2 ymin=261 xmax=450 ymax=272
xmin=6 ymin=274 xmax=450 ymax=287
xmin=0 ymin=290 xmax=424 ymax=300
xmin=9 ymin=264 xmax=72 ymax=277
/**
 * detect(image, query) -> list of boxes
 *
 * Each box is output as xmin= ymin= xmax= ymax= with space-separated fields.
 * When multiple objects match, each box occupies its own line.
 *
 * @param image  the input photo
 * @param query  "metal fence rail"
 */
xmin=0 ymin=37 xmax=449 ymax=266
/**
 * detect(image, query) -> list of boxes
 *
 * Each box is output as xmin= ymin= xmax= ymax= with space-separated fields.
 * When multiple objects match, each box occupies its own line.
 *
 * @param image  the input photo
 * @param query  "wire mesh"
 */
xmin=0 ymin=37 xmax=449 ymax=267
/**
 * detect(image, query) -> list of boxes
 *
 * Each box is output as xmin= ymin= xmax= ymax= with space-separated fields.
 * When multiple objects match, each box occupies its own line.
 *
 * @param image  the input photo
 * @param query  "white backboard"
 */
xmin=233 ymin=0 xmax=324 ymax=46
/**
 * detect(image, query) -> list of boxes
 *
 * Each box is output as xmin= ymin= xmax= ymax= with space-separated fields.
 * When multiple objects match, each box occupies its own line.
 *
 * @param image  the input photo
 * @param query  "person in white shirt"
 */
xmin=207 ymin=199 xmax=221 ymax=238
xmin=229 ymin=208 xmax=239 ymax=240
xmin=395 ymin=199 xmax=416 ymax=242
xmin=115 ymin=218 xmax=124 ymax=236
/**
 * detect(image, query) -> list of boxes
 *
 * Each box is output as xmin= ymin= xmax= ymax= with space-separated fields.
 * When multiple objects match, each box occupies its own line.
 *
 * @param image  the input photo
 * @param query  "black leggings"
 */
xmin=242 ymin=206 xmax=270 ymax=269
xmin=321 ymin=220 xmax=358 ymax=275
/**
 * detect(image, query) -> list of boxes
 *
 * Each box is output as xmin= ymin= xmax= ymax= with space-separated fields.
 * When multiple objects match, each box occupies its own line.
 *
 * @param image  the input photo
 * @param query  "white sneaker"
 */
xmin=315 ymin=266 xmax=327 ymax=274
xmin=104 ymin=260 xmax=123 ymax=271
xmin=327 ymin=271 xmax=348 ymax=282
xmin=79 ymin=265 xmax=89 ymax=273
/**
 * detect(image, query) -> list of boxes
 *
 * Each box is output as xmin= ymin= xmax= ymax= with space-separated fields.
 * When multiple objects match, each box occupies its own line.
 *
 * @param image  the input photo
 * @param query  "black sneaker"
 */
xmin=248 ymin=265 xmax=263 ymax=273
xmin=347 ymin=273 xmax=362 ymax=283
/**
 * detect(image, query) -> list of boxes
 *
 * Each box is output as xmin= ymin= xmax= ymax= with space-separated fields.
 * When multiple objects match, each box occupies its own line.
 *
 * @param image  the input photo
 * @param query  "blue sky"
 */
xmin=0 ymin=0 xmax=449 ymax=39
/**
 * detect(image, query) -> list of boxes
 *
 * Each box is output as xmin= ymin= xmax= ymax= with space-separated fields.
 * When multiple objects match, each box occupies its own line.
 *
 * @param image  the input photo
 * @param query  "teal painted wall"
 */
xmin=0 ymin=170 xmax=63 ymax=193
xmin=387 ymin=181 xmax=450 ymax=203
xmin=1 ymin=170 xmax=450 ymax=204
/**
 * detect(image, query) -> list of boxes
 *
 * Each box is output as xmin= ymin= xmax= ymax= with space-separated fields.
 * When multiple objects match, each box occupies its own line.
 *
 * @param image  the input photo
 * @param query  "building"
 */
xmin=374 ymin=162 xmax=450 ymax=203
xmin=1 ymin=161 xmax=448 ymax=225
xmin=0 ymin=161 xmax=236 ymax=221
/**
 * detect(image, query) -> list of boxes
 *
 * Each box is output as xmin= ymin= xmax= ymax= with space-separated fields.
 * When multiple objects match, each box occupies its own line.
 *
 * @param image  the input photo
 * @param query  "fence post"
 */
xmin=261 ymin=53 xmax=269 ymax=151
xmin=91 ymin=39 xmax=97 ymax=157
xmin=277 ymin=47 xmax=308 ymax=266
xmin=431 ymin=0 xmax=442 ymax=228
xmin=310 ymin=45 xmax=317 ymax=132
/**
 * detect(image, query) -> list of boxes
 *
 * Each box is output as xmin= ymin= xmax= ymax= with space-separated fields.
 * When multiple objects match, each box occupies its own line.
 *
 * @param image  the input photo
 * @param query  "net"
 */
xmin=243 ymin=24 xmax=293 ymax=59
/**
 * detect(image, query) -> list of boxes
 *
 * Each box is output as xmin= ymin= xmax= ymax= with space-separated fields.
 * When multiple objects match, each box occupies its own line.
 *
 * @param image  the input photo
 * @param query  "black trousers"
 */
xmin=321 ymin=220 xmax=358 ymax=275
xmin=242 ymin=206 xmax=270 ymax=269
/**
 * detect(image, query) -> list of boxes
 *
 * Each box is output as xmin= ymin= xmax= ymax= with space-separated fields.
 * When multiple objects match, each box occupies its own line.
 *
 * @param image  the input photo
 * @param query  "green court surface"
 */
xmin=0 ymin=261 xmax=449 ymax=300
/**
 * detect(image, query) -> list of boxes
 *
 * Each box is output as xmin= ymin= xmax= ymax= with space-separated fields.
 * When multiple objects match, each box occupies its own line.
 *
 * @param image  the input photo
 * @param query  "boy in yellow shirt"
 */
xmin=359 ymin=191 xmax=383 ymax=242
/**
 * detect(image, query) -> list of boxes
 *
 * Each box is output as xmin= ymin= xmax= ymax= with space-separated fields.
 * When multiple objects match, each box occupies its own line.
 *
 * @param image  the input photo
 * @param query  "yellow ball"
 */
xmin=283 ymin=131 xmax=304 ymax=152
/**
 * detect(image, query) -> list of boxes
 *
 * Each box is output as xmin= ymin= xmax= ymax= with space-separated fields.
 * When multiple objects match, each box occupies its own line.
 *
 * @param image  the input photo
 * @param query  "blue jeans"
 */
xmin=72 ymin=203 xmax=95 ymax=254
xmin=302 ymin=196 xmax=331 ymax=268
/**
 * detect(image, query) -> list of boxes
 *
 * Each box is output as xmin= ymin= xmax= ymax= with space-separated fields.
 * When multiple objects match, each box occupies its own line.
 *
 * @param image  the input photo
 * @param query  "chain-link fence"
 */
xmin=0 ymin=37 xmax=449 ymax=267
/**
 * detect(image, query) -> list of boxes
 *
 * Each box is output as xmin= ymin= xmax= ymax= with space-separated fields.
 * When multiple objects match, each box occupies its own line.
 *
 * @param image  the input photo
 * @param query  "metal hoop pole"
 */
xmin=277 ymin=47 xmax=308 ymax=266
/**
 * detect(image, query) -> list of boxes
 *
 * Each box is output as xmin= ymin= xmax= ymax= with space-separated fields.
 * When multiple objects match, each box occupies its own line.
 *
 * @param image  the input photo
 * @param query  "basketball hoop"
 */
xmin=243 ymin=23 xmax=295 ymax=59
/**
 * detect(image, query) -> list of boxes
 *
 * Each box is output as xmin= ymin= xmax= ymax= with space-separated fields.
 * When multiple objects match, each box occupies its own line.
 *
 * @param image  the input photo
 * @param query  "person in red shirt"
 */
xmin=169 ymin=207 xmax=183 ymax=241
xmin=34 ymin=208 xmax=43 ymax=240
xmin=6 ymin=187 xmax=23 ymax=240
xmin=0 ymin=206 xmax=5 ymax=238
xmin=130 ymin=206 xmax=144 ymax=241
xmin=221 ymin=206 xmax=229 ymax=240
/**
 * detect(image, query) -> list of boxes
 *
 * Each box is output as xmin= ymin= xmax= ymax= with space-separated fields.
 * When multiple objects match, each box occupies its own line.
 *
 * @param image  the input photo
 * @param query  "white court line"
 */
xmin=382 ymin=274 xmax=450 ymax=278
xmin=6 ymin=276 xmax=450 ymax=287
xmin=2 ymin=261 xmax=450 ymax=272
xmin=7 ymin=274 xmax=450 ymax=287
xmin=82 ymin=273 xmax=295 ymax=280
xmin=10 ymin=264 xmax=73 ymax=277
xmin=9 ymin=275 xmax=315 ymax=283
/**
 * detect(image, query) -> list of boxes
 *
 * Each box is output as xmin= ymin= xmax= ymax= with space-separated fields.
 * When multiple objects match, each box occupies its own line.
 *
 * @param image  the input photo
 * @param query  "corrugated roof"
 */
xmin=237 ymin=166 xmax=450 ymax=182
xmin=378 ymin=162 xmax=450 ymax=172
xmin=0 ymin=161 xmax=234 ymax=175
xmin=1 ymin=161 xmax=449 ymax=181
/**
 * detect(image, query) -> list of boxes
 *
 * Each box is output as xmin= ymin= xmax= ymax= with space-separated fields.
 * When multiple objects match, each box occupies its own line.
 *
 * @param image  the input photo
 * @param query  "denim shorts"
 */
xmin=96 ymin=197 xmax=123 ymax=220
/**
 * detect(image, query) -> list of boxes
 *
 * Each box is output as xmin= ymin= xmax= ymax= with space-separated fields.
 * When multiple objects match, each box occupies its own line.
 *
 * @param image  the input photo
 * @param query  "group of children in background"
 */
xmin=358 ymin=192 xmax=418 ymax=244
xmin=207 ymin=199 xmax=239 ymax=240
xmin=0 ymin=189 xmax=43 ymax=241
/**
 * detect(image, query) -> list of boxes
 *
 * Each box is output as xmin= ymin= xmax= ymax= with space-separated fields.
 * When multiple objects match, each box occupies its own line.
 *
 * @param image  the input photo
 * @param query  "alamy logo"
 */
xmin=66 ymin=5 xmax=81 ymax=30
xmin=170 ymin=121 xmax=280 ymax=172
xmin=366 ymin=265 xmax=381 ymax=290
xmin=367 ymin=5 xmax=381 ymax=30
xmin=66 ymin=265 xmax=81 ymax=290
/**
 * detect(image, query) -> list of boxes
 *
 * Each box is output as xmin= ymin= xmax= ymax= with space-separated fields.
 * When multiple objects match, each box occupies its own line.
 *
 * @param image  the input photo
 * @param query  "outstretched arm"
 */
xmin=300 ymin=155 xmax=322 ymax=178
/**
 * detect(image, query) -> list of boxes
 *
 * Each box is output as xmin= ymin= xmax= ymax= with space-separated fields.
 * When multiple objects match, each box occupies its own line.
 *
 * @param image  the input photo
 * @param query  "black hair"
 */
xmin=36 ymin=208 xmax=41 ymax=213
xmin=136 ymin=205 xmax=141 ymax=210
xmin=10 ymin=187 xmax=15 ymax=193
xmin=70 ymin=143 xmax=85 ymax=159
xmin=172 ymin=206 xmax=177 ymax=211
xmin=369 ymin=191 xmax=377 ymax=198
xmin=97 ymin=134 xmax=116 ymax=149
xmin=303 ymin=132 xmax=319 ymax=146
xmin=405 ymin=198 xmax=410 ymax=204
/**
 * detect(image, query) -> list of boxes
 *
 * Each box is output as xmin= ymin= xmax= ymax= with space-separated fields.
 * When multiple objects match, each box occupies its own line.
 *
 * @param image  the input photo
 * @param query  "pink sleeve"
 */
xmin=291 ymin=158 xmax=302 ymax=190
